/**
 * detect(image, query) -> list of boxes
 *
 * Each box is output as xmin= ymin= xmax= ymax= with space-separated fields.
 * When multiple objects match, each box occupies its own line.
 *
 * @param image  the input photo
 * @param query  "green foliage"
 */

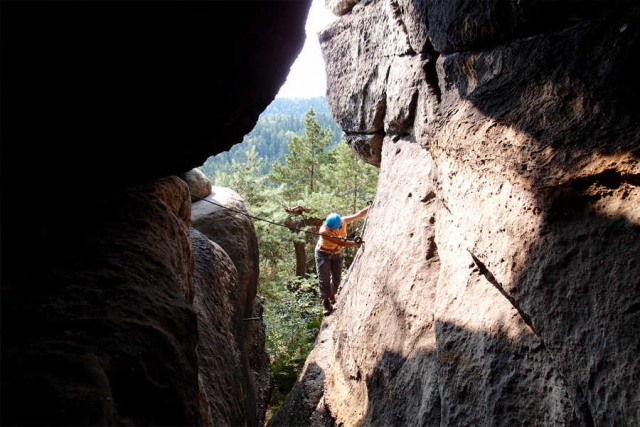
xmin=262 ymin=275 xmax=322 ymax=409
xmin=212 ymin=146 xmax=267 ymax=205
xmin=321 ymin=141 xmax=379 ymax=214
xmin=252 ymin=198 xmax=296 ymax=278
xmin=199 ymin=98 xmax=380 ymax=415
xmin=269 ymin=108 xmax=333 ymax=199
xmin=200 ymin=97 xmax=341 ymax=180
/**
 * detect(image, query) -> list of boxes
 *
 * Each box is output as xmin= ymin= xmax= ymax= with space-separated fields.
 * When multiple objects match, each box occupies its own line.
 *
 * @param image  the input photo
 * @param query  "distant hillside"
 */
xmin=200 ymin=96 xmax=342 ymax=179
xmin=262 ymin=97 xmax=332 ymax=116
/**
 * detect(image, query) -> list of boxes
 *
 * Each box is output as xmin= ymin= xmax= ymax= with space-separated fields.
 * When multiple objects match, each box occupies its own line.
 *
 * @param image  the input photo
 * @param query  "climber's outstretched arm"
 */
xmin=342 ymin=205 xmax=370 ymax=224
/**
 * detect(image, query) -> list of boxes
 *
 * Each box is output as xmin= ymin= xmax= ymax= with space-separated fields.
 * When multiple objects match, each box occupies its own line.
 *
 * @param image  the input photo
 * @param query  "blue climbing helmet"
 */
xmin=325 ymin=213 xmax=342 ymax=230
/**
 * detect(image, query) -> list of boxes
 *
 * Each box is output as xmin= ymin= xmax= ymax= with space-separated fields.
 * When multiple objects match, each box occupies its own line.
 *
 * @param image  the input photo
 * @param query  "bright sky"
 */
xmin=276 ymin=1 xmax=338 ymax=99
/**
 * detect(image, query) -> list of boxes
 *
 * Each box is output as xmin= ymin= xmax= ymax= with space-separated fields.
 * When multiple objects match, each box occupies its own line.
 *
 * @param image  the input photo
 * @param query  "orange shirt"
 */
xmin=316 ymin=221 xmax=347 ymax=254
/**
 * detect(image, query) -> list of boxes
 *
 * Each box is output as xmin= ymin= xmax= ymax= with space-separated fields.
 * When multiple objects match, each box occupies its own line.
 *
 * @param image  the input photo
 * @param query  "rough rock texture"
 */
xmin=2 ymin=1 xmax=311 ymax=425
xmin=2 ymin=174 xmax=271 ymax=426
xmin=2 ymin=177 xmax=202 ymax=426
xmin=4 ymin=0 xmax=639 ymax=425
xmin=192 ymin=187 xmax=261 ymax=324
xmin=273 ymin=1 xmax=640 ymax=426
xmin=326 ymin=0 xmax=359 ymax=17
xmin=181 ymin=168 xmax=214 ymax=203
xmin=191 ymin=228 xmax=259 ymax=426
xmin=190 ymin=186 xmax=271 ymax=426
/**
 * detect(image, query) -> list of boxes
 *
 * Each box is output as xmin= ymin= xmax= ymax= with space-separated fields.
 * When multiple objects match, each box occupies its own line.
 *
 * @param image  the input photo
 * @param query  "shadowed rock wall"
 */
xmin=2 ymin=1 xmax=311 ymax=425
xmin=270 ymin=1 xmax=640 ymax=426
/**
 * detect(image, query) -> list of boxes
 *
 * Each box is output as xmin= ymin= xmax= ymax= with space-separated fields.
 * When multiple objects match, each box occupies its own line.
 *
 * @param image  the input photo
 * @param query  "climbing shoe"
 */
xmin=323 ymin=298 xmax=333 ymax=315
xmin=329 ymin=295 xmax=336 ymax=304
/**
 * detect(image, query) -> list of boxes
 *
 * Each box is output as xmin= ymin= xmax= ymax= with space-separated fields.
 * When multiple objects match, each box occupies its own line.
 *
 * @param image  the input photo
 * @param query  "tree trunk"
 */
xmin=294 ymin=240 xmax=306 ymax=277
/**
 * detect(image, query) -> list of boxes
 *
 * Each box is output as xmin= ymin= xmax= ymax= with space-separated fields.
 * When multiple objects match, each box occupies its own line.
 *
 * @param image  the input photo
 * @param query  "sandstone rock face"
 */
xmin=181 ymin=168 xmax=213 ymax=203
xmin=326 ymin=0 xmax=359 ymax=17
xmin=274 ymin=1 xmax=640 ymax=426
xmin=2 ymin=177 xmax=201 ymax=425
xmin=3 ymin=1 xmax=307 ymax=425
xmin=192 ymin=187 xmax=261 ymax=323
xmin=191 ymin=228 xmax=260 ymax=426
xmin=5 ymin=0 xmax=639 ymax=425
xmin=191 ymin=186 xmax=271 ymax=426
xmin=3 ymin=175 xmax=271 ymax=426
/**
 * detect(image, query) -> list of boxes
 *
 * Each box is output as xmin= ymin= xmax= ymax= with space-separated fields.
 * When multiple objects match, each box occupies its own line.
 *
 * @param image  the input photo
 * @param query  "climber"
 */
xmin=315 ymin=205 xmax=370 ymax=315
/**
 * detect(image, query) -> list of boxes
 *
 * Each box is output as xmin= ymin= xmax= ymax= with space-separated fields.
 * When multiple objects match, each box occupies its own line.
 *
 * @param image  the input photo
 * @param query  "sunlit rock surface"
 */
xmin=181 ymin=168 xmax=213 ymax=203
xmin=271 ymin=1 xmax=640 ymax=426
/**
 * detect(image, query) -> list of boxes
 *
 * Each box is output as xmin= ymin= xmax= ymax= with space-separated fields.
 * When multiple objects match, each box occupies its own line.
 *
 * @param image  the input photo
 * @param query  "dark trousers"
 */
xmin=315 ymin=250 xmax=343 ymax=300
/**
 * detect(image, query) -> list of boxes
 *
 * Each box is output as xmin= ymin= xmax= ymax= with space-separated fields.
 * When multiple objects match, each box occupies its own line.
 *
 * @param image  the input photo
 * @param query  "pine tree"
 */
xmin=325 ymin=141 xmax=379 ymax=214
xmin=268 ymin=108 xmax=333 ymax=201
